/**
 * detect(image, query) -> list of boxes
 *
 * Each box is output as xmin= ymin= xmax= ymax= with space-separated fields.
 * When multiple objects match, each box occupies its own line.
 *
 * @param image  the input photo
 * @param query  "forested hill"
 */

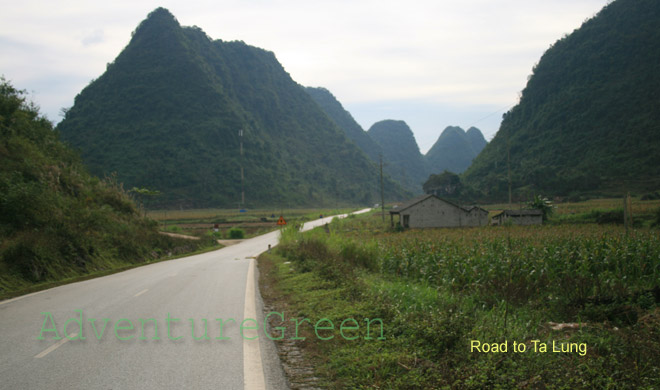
xmin=0 ymin=77 xmax=195 ymax=291
xmin=368 ymin=120 xmax=428 ymax=193
xmin=425 ymin=126 xmax=487 ymax=174
xmin=463 ymin=0 xmax=660 ymax=200
xmin=305 ymin=87 xmax=382 ymax=163
xmin=466 ymin=127 xmax=487 ymax=155
xmin=57 ymin=8 xmax=406 ymax=208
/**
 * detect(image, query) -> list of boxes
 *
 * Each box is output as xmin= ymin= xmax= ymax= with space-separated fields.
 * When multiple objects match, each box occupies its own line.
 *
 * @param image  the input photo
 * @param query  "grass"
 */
xmin=1 ymin=207 xmax=358 ymax=301
xmin=0 ymin=236 xmax=223 ymax=301
xmin=260 ymin=207 xmax=660 ymax=389
xmin=147 ymin=207 xmax=357 ymax=223
xmin=148 ymin=207 xmax=358 ymax=238
xmin=485 ymin=197 xmax=660 ymax=227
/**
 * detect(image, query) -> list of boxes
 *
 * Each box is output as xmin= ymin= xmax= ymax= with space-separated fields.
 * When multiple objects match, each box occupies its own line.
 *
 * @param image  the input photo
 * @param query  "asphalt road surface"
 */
xmin=0 ymin=209 xmax=370 ymax=390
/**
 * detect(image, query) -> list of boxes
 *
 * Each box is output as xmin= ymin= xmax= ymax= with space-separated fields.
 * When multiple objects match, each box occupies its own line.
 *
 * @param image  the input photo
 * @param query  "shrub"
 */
xmin=228 ymin=227 xmax=245 ymax=239
xmin=166 ymin=225 xmax=183 ymax=233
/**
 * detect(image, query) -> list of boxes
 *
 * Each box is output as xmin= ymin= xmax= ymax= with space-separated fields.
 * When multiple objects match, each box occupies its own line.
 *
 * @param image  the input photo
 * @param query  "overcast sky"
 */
xmin=1 ymin=0 xmax=608 ymax=153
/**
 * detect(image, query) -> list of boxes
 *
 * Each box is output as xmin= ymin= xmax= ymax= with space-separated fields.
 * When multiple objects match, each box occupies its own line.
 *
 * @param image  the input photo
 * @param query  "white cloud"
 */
xmin=81 ymin=29 xmax=105 ymax=46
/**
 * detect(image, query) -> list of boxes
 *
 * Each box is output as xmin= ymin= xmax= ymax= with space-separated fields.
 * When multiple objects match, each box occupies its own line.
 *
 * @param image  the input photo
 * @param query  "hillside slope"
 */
xmin=57 ymin=8 xmax=405 ymax=207
xmin=463 ymin=0 xmax=660 ymax=200
xmin=305 ymin=87 xmax=382 ymax=163
xmin=0 ymin=78 xmax=198 ymax=293
xmin=368 ymin=120 xmax=427 ymax=193
xmin=425 ymin=126 xmax=487 ymax=174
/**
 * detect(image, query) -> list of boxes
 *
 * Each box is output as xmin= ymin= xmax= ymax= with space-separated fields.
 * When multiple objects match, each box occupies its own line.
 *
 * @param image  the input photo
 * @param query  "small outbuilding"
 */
xmin=491 ymin=209 xmax=543 ymax=226
xmin=390 ymin=194 xmax=488 ymax=228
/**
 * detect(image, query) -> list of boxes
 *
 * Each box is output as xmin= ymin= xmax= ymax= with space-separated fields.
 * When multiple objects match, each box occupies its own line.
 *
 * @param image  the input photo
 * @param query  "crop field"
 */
xmin=484 ymin=198 xmax=660 ymax=215
xmin=147 ymin=207 xmax=356 ymax=238
xmin=261 ymin=207 xmax=660 ymax=389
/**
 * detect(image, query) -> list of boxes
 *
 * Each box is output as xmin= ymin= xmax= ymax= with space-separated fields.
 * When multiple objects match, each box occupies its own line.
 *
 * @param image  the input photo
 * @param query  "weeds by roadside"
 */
xmin=261 ymin=214 xmax=660 ymax=388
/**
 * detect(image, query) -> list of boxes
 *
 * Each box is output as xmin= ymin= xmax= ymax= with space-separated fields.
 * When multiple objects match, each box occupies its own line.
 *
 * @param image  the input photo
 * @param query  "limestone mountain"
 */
xmin=466 ymin=127 xmax=488 ymax=154
xmin=305 ymin=87 xmax=382 ymax=163
xmin=463 ymin=0 xmax=660 ymax=200
xmin=57 ymin=8 xmax=405 ymax=207
xmin=425 ymin=126 xmax=487 ymax=174
xmin=368 ymin=120 xmax=428 ymax=193
xmin=0 ymin=77 xmax=195 ymax=289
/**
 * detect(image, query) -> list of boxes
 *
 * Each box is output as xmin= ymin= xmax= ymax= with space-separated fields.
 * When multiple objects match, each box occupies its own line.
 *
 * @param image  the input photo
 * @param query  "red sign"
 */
xmin=276 ymin=216 xmax=287 ymax=226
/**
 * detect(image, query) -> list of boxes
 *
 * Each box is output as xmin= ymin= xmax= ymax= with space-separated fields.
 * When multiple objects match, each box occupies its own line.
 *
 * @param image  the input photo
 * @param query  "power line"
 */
xmin=466 ymin=104 xmax=516 ymax=137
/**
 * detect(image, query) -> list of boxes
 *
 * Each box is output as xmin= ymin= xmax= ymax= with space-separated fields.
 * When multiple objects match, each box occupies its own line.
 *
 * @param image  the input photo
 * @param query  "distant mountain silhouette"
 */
xmin=425 ymin=126 xmax=487 ymax=174
xmin=305 ymin=87 xmax=382 ymax=163
xmin=368 ymin=120 xmax=428 ymax=194
xmin=57 ymin=8 xmax=406 ymax=207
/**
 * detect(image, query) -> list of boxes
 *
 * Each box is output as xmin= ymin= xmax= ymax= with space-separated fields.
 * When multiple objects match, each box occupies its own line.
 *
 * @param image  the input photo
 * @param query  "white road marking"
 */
xmin=35 ymin=333 xmax=78 ymax=358
xmin=134 ymin=289 xmax=148 ymax=297
xmin=243 ymin=258 xmax=266 ymax=390
xmin=0 ymin=290 xmax=46 ymax=306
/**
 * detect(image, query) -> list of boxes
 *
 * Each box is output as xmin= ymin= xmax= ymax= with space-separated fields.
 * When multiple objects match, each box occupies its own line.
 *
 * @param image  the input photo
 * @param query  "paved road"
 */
xmin=0 ymin=209 xmax=370 ymax=390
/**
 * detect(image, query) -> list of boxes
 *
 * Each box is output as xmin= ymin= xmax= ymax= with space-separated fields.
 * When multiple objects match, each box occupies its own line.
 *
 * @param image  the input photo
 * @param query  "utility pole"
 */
xmin=507 ymin=128 xmax=512 ymax=207
xmin=623 ymin=192 xmax=632 ymax=235
xmin=239 ymin=129 xmax=245 ymax=208
xmin=380 ymin=154 xmax=385 ymax=222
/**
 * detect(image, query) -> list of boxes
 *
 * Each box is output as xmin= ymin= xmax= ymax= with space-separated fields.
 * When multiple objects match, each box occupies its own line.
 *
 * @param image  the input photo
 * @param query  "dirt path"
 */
xmin=216 ymin=239 xmax=244 ymax=246
xmin=159 ymin=231 xmax=200 ymax=240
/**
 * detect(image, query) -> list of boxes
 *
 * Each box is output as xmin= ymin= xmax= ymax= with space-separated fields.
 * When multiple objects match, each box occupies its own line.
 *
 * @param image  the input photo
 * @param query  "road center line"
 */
xmin=35 ymin=333 xmax=78 ymax=358
xmin=134 ymin=289 xmax=148 ymax=297
xmin=243 ymin=258 xmax=266 ymax=390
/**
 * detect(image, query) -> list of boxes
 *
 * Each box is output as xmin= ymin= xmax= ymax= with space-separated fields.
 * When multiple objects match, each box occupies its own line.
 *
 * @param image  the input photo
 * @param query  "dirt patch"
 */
xmin=159 ymin=231 xmax=200 ymax=240
xmin=216 ymin=239 xmax=243 ymax=246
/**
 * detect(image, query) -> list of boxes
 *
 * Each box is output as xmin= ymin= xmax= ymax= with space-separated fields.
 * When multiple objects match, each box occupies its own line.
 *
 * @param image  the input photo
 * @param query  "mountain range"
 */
xmin=305 ymin=87 xmax=382 ymax=164
xmin=305 ymin=88 xmax=488 ymax=193
xmin=57 ymin=8 xmax=407 ymax=208
xmin=425 ymin=126 xmax=487 ymax=174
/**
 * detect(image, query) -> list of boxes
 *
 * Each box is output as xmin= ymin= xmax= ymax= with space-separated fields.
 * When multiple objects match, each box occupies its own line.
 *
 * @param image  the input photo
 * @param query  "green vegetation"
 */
xmin=305 ymin=87 xmax=382 ymax=164
xmin=423 ymin=170 xmax=462 ymax=198
xmin=463 ymin=0 xmax=660 ymax=201
xmin=528 ymin=194 xmax=554 ymax=221
xmin=261 ymin=209 xmax=660 ymax=388
xmin=425 ymin=126 xmax=486 ymax=175
xmin=306 ymin=87 xmax=488 ymax=196
xmin=464 ymin=0 xmax=660 ymax=200
xmin=368 ymin=120 xmax=428 ymax=193
xmin=0 ymin=77 xmax=218 ymax=298
xmin=305 ymin=86 xmax=411 ymax=200
xmin=56 ymin=8 xmax=406 ymax=209
xmin=534 ymin=198 xmax=660 ymax=227
xmin=147 ymin=207 xmax=358 ymax=238
xmin=228 ymin=227 xmax=245 ymax=239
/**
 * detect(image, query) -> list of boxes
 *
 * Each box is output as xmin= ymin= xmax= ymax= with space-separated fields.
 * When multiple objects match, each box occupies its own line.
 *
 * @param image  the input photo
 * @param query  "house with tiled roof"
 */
xmin=389 ymin=194 xmax=488 ymax=228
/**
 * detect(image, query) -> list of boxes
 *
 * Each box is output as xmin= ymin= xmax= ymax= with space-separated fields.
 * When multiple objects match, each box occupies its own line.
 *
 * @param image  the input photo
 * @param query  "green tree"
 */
xmin=528 ymin=195 xmax=554 ymax=221
xmin=0 ymin=76 xmax=198 ymax=288
xmin=130 ymin=187 xmax=161 ymax=215
xmin=423 ymin=170 xmax=461 ymax=197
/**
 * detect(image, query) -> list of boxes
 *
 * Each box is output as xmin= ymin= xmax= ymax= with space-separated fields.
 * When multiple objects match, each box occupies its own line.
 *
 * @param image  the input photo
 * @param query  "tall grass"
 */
xmin=272 ymin=214 xmax=660 ymax=388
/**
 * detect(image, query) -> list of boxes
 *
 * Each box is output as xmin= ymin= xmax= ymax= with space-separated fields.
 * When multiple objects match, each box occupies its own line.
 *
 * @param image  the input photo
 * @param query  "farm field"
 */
xmin=147 ymin=207 xmax=358 ymax=238
xmin=259 ymin=203 xmax=660 ymax=389
xmin=482 ymin=197 xmax=660 ymax=227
